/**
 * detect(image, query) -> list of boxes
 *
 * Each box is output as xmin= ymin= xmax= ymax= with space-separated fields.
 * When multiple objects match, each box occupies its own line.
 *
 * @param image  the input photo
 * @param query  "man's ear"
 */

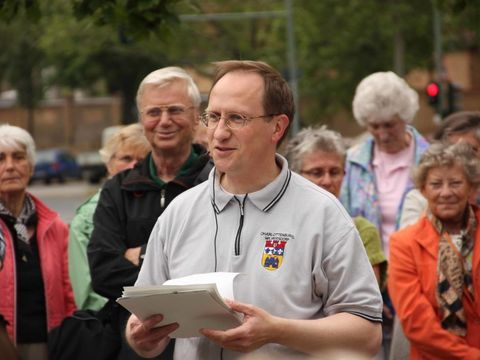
xmin=271 ymin=115 xmax=289 ymax=144
xmin=192 ymin=108 xmax=200 ymax=128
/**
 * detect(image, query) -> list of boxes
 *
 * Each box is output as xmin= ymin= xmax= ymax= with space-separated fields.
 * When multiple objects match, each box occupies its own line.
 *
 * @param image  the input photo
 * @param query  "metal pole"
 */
xmin=285 ymin=0 xmax=300 ymax=135
xmin=432 ymin=0 xmax=444 ymax=120
xmin=433 ymin=3 xmax=442 ymax=81
xmin=179 ymin=11 xmax=286 ymax=21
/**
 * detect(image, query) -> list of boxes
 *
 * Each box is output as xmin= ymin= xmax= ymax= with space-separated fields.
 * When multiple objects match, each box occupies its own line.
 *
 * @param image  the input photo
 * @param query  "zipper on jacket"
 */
xmin=2 ymin=223 xmax=19 ymax=343
xmin=234 ymin=196 xmax=246 ymax=256
xmin=160 ymin=188 xmax=166 ymax=208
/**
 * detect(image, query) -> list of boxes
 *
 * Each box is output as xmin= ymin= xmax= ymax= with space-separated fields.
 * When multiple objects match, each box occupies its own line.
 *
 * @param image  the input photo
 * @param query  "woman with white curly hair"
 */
xmin=340 ymin=71 xmax=429 ymax=258
xmin=339 ymin=72 xmax=430 ymax=359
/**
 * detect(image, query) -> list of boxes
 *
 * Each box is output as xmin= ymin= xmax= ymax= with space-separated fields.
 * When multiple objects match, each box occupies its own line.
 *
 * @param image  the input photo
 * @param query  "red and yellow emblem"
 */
xmin=262 ymin=239 xmax=287 ymax=271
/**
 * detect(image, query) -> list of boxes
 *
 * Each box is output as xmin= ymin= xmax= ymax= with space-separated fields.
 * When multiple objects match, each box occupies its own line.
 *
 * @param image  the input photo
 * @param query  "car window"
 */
xmin=35 ymin=151 xmax=56 ymax=163
xmin=62 ymin=153 xmax=76 ymax=162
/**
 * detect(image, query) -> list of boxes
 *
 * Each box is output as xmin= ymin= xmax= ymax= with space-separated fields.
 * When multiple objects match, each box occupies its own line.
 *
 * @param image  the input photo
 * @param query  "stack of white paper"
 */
xmin=117 ymin=272 xmax=243 ymax=338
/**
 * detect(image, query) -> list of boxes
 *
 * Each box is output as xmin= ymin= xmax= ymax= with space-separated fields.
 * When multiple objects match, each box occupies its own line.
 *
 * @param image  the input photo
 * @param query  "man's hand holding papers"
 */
xmin=118 ymin=272 xmax=243 ymax=338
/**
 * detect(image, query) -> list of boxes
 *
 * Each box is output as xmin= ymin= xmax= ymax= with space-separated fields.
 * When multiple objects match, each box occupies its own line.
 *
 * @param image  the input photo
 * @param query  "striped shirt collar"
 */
xmin=210 ymin=154 xmax=291 ymax=213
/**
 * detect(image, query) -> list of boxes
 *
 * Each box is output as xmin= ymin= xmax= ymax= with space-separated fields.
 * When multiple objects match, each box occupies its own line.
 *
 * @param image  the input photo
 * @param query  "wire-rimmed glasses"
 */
xmin=141 ymin=105 xmax=194 ymax=124
xmin=200 ymin=111 xmax=278 ymax=129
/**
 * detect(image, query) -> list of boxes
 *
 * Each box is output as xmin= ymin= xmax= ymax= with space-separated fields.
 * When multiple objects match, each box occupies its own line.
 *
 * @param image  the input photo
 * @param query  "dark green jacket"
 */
xmin=88 ymin=145 xmax=212 ymax=300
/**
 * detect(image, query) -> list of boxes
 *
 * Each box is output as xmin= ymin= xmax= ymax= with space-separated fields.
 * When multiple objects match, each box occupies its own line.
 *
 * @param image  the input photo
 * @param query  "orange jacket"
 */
xmin=389 ymin=213 xmax=480 ymax=360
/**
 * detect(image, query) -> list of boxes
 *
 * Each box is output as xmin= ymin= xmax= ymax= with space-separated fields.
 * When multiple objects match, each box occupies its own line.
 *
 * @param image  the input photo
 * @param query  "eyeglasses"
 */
xmin=142 ymin=105 xmax=194 ymax=123
xmin=300 ymin=168 xmax=345 ymax=180
xmin=200 ymin=111 xmax=278 ymax=130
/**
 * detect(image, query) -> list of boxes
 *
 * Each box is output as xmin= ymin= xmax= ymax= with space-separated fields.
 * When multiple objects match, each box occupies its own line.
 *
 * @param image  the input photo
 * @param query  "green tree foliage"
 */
xmin=72 ymin=0 xmax=180 ymax=41
xmin=0 ymin=0 xmax=40 ymax=23
xmin=293 ymin=0 xmax=435 ymax=126
xmin=38 ymin=1 xmax=165 ymax=123
xmin=437 ymin=0 xmax=480 ymax=50
xmin=42 ymin=0 xmax=182 ymax=123
xmin=164 ymin=0 xmax=479 ymax=128
xmin=1 ymin=0 xmax=478 ymax=130
xmin=0 ymin=0 xmax=183 ymax=124
xmin=158 ymin=1 xmax=436 ymax=126
xmin=0 ymin=0 xmax=44 ymax=135
xmin=161 ymin=1 xmax=288 ymax=87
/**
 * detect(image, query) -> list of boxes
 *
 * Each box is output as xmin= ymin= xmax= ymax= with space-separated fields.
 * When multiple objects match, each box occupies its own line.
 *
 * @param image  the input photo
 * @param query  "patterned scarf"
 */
xmin=0 ymin=194 xmax=37 ymax=252
xmin=429 ymin=205 xmax=476 ymax=336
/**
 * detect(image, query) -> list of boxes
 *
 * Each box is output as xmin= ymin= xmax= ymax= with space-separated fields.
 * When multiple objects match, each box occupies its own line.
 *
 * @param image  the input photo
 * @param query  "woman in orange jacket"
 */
xmin=388 ymin=141 xmax=480 ymax=359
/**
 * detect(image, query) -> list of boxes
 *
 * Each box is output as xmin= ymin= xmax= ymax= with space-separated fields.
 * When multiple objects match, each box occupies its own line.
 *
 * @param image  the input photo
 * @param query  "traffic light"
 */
xmin=426 ymin=81 xmax=441 ymax=109
xmin=446 ymin=82 xmax=461 ymax=116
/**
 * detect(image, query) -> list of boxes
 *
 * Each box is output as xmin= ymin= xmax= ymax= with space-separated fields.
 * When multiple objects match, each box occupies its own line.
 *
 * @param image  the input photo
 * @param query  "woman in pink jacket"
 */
xmin=0 ymin=124 xmax=76 ymax=360
xmin=389 ymin=141 xmax=480 ymax=359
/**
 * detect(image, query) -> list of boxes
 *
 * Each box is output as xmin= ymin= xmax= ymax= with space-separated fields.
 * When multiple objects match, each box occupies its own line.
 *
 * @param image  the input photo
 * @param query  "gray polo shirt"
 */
xmin=137 ymin=155 xmax=382 ymax=359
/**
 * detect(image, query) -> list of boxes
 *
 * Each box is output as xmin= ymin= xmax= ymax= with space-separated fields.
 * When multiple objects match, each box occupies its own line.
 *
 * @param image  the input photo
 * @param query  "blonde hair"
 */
xmin=99 ymin=124 xmax=150 ymax=164
xmin=414 ymin=141 xmax=480 ymax=189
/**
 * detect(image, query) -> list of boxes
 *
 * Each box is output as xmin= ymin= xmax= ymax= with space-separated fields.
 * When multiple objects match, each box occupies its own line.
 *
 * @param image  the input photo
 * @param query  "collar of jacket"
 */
xmin=415 ymin=205 xmax=480 ymax=261
xmin=348 ymin=125 xmax=425 ymax=170
xmin=120 ymin=144 xmax=212 ymax=192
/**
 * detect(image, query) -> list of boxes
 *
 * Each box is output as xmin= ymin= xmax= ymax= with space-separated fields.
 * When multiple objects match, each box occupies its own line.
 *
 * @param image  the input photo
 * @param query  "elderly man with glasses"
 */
xmin=87 ymin=67 xmax=213 ymax=360
xmin=125 ymin=60 xmax=383 ymax=359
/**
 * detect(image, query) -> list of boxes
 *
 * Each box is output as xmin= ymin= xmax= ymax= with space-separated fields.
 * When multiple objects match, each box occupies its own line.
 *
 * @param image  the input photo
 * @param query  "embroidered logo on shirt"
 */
xmin=261 ymin=232 xmax=293 ymax=271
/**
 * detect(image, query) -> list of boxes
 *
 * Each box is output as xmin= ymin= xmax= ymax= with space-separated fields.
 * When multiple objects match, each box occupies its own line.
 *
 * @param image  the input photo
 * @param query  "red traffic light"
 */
xmin=426 ymin=82 xmax=440 ymax=97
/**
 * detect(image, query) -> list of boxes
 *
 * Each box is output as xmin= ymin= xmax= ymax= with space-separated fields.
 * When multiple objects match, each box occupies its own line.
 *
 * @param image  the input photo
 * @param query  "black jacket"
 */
xmin=88 ymin=145 xmax=212 ymax=300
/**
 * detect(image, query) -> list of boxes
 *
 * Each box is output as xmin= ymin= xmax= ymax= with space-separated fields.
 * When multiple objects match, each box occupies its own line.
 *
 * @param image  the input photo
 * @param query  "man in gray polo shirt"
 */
xmin=126 ymin=60 xmax=383 ymax=359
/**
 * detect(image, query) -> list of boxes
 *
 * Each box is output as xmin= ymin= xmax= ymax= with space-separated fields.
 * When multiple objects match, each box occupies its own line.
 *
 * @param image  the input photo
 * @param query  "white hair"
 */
xmin=284 ymin=125 xmax=346 ymax=173
xmin=136 ymin=66 xmax=201 ymax=110
xmin=0 ymin=124 xmax=36 ymax=165
xmin=352 ymin=71 xmax=419 ymax=127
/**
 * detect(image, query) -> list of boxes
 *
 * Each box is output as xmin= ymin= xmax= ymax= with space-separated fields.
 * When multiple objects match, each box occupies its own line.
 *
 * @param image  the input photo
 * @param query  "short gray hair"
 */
xmin=352 ymin=71 xmax=419 ymax=127
xmin=433 ymin=110 xmax=480 ymax=142
xmin=284 ymin=125 xmax=346 ymax=173
xmin=414 ymin=141 xmax=480 ymax=189
xmin=136 ymin=66 xmax=201 ymax=110
xmin=0 ymin=124 xmax=36 ymax=165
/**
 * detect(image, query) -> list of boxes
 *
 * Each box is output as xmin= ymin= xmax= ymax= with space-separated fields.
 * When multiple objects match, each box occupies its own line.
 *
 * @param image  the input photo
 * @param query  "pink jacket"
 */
xmin=0 ymin=194 xmax=76 ymax=343
xmin=389 ymin=212 xmax=480 ymax=360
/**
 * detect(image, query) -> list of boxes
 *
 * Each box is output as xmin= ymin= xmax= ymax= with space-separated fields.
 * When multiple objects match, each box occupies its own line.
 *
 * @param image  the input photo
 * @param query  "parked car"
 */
xmin=31 ymin=149 xmax=83 ymax=184
xmin=77 ymin=125 xmax=123 ymax=184
xmin=77 ymin=151 xmax=107 ymax=184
